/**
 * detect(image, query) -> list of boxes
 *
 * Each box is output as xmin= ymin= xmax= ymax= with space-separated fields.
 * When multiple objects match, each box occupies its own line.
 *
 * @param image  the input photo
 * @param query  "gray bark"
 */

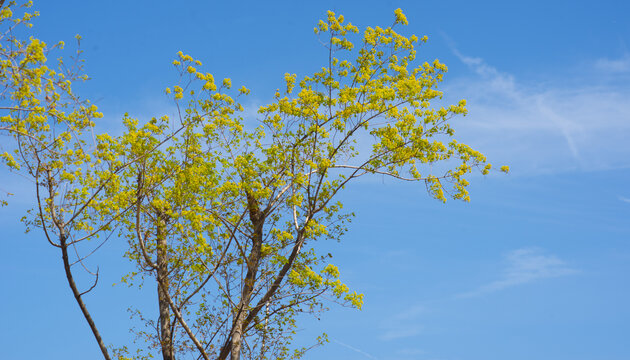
xmin=59 ymin=231 xmax=112 ymax=360
xmin=229 ymin=192 xmax=264 ymax=360
xmin=156 ymin=210 xmax=174 ymax=360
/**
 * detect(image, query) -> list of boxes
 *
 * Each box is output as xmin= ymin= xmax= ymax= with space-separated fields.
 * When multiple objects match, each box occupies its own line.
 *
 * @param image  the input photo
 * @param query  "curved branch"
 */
xmin=78 ymin=267 xmax=99 ymax=297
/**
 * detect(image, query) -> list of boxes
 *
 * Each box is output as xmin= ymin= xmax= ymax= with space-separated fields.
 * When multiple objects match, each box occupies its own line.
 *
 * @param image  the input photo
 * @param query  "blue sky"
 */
xmin=2 ymin=1 xmax=630 ymax=359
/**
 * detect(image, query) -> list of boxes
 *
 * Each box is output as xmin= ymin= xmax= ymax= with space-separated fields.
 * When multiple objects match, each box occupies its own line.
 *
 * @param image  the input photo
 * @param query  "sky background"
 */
xmin=2 ymin=0 xmax=630 ymax=359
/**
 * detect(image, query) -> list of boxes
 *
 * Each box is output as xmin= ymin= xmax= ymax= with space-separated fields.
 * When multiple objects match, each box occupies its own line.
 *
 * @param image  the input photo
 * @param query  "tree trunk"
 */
xmin=229 ymin=192 xmax=264 ymax=360
xmin=156 ymin=211 xmax=174 ymax=360
xmin=59 ymin=231 xmax=112 ymax=360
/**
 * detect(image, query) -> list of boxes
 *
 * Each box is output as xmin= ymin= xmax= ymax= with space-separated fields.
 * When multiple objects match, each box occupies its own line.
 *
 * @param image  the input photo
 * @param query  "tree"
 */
xmin=0 ymin=1 xmax=118 ymax=359
xmin=104 ymin=9 xmax=506 ymax=360
xmin=1 ymin=3 xmax=507 ymax=360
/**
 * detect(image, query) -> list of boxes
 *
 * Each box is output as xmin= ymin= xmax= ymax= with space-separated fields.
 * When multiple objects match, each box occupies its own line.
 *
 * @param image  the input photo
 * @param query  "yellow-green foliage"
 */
xmin=105 ymin=9 xmax=504 ymax=359
xmin=1 ymin=5 xmax=507 ymax=360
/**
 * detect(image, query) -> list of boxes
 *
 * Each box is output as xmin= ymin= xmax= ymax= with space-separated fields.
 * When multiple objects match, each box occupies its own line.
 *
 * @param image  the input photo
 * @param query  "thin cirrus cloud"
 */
xmin=379 ymin=305 xmax=424 ymax=341
xmin=375 ymin=248 xmax=576 ymax=351
xmin=595 ymin=54 xmax=630 ymax=73
xmin=332 ymin=339 xmax=379 ymax=360
xmin=457 ymin=248 xmax=578 ymax=298
xmin=444 ymin=49 xmax=630 ymax=175
xmin=379 ymin=327 xmax=423 ymax=342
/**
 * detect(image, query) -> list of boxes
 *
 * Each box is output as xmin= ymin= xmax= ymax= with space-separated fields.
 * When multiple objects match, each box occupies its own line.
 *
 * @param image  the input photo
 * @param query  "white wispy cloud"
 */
xmin=379 ymin=305 xmax=424 ymax=341
xmin=595 ymin=54 xmax=630 ymax=73
xmin=458 ymin=248 xmax=577 ymax=298
xmin=446 ymin=49 xmax=630 ymax=174
xmin=396 ymin=348 xmax=426 ymax=356
xmin=619 ymin=196 xmax=630 ymax=203
xmin=380 ymin=327 xmax=422 ymax=341
xmin=332 ymin=339 xmax=379 ymax=359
